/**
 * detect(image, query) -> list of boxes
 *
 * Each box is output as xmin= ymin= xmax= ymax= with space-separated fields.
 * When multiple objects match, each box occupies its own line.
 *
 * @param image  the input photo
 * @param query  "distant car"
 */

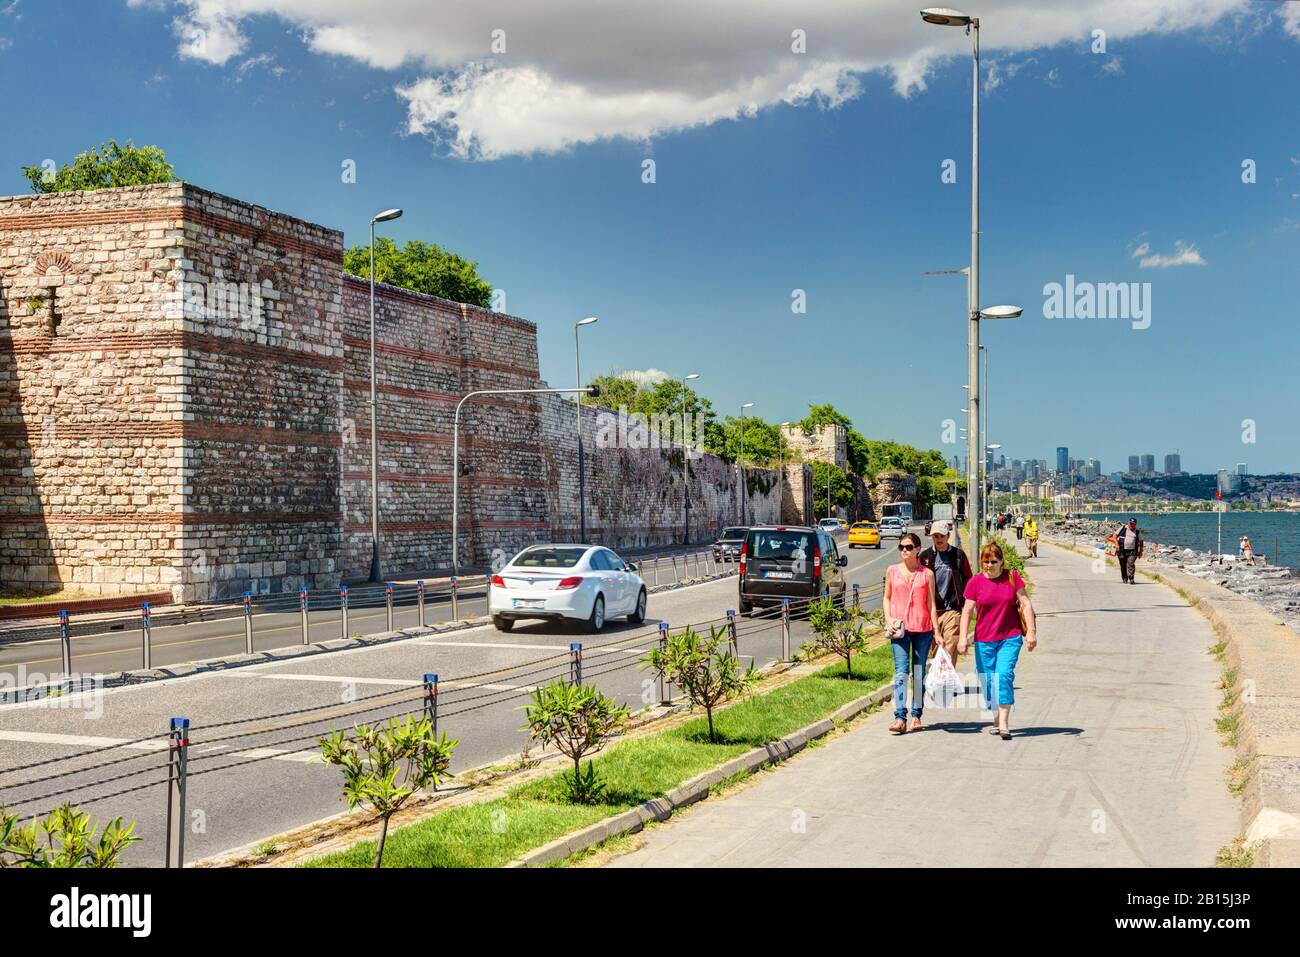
xmin=489 ymin=544 xmax=647 ymax=633
xmin=818 ymin=518 xmax=846 ymax=533
xmin=848 ymin=521 xmax=881 ymax=549
xmin=878 ymin=517 xmax=905 ymax=537
xmin=712 ymin=526 xmax=749 ymax=562
xmin=738 ymin=525 xmax=847 ymax=615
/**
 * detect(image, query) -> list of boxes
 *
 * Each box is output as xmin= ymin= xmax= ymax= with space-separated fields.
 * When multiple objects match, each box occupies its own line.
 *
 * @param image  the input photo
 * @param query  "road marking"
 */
xmin=0 ymin=729 xmax=317 ymax=766
xmin=412 ymin=640 xmax=567 ymax=652
xmin=226 ymin=672 xmax=423 ymax=688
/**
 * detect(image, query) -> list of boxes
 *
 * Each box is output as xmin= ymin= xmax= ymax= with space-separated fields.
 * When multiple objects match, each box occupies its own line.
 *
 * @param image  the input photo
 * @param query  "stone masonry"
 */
xmin=2 ymin=183 xmax=791 ymax=601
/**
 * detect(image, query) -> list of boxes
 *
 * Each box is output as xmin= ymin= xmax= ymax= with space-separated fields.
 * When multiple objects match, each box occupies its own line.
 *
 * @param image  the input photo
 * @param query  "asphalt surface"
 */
xmin=0 ymin=534 xmax=900 ymax=867
xmin=607 ymin=537 xmax=1239 ymax=867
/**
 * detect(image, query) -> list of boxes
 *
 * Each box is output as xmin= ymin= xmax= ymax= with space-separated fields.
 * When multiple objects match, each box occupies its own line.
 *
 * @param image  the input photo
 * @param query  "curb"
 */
xmin=1045 ymin=535 xmax=1300 ymax=867
xmin=505 ymin=681 xmax=893 ymax=867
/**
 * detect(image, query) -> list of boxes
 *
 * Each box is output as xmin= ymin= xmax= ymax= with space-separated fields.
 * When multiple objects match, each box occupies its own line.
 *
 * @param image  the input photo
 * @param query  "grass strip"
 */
xmin=303 ymin=646 xmax=894 ymax=868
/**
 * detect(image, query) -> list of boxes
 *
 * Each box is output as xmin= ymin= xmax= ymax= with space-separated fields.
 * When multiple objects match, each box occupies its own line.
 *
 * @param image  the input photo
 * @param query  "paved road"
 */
xmin=607 ymin=538 xmax=1238 ymax=867
xmin=0 ymin=535 xmax=899 ymax=866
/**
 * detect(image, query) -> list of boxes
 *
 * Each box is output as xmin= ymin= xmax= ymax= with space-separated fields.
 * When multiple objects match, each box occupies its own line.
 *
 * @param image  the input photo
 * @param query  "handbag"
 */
xmin=886 ymin=567 xmax=920 ymax=639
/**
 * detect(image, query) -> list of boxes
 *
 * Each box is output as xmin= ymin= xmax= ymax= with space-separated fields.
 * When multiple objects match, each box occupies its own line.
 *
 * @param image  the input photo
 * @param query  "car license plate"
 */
xmin=764 ymin=571 xmax=793 ymax=579
xmin=513 ymin=599 xmax=545 ymax=609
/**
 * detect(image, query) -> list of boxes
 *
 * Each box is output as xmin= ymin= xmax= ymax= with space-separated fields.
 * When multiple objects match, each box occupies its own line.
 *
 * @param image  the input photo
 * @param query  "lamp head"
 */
xmin=371 ymin=208 xmax=403 ymax=223
xmin=980 ymin=304 xmax=1024 ymax=320
xmin=577 ymin=316 xmax=599 ymax=327
xmin=920 ymin=7 xmax=973 ymax=26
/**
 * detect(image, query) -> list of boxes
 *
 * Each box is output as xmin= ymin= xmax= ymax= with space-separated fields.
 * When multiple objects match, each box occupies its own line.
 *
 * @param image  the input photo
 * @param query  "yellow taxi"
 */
xmin=848 ymin=521 xmax=881 ymax=549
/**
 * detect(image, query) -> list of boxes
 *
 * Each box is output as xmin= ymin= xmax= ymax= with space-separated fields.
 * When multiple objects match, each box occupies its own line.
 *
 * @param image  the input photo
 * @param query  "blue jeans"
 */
xmin=891 ymin=631 xmax=934 ymax=720
xmin=975 ymin=635 xmax=1024 ymax=709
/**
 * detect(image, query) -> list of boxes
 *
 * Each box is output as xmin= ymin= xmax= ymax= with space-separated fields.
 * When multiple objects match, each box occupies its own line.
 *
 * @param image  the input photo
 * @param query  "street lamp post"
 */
xmin=739 ymin=402 xmax=754 ymax=524
xmin=452 ymin=387 xmax=593 ymax=577
xmin=367 ymin=207 xmax=402 ymax=583
xmin=680 ymin=373 xmax=701 ymax=545
xmin=574 ymin=317 xmax=598 ymax=542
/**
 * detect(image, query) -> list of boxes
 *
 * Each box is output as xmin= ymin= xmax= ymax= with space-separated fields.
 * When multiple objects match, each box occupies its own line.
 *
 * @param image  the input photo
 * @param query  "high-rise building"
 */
xmin=1164 ymin=453 xmax=1181 ymax=475
xmin=1056 ymin=447 xmax=1069 ymax=474
xmin=1237 ymin=463 xmax=1247 ymax=477
xmin=1140 ymin=454 xmax=1155 ymax=473
xmin=1218 ymin=469 xmax=1243 ymax=495
xmin=1128 ymin=455 xmax=1140 ymax=473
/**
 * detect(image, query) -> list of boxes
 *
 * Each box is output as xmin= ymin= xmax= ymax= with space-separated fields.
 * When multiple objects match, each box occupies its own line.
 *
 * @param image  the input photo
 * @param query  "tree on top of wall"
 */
xmin=21 ymin=140 xmax=178 ymax=193
xmin=343 ymin=237 xmax=492 ymax=308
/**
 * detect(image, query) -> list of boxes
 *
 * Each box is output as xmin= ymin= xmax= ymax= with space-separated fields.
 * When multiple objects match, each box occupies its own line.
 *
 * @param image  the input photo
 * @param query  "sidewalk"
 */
xmin=606 ymin=539 xmax=1238 ymax=867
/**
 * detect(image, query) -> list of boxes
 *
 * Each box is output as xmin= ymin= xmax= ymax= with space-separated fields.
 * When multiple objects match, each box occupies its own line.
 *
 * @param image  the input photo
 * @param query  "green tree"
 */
xmin=716 ymin=415 xmax=791 ymax=466
xmin=804 ymin=597 xmax=883 ymax=679
xmin=798 ymin=403 xmax=872 ymax=475
xmin=522 ymin=679 xmax=630 ymax=803
xmin=343 ymin=236 xmax=492 ymax=308
xmin=581 ymin=372 xmax=721 ymax=453
xmin=0 ymin=804 xmax=139 ymax=868
xmin=643 ymin=624 xmax=759 ymax=742
xmin=317 ymin=715 xmax=458 ymax=867
xmin=22 ymin=139 xmax=177 ymax=193
xmin=811 ymin=460 xmax=855 ymax=519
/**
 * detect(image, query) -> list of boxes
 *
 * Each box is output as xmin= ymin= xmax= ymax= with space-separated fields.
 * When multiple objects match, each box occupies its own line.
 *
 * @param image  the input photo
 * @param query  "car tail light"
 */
xmin=557 ymin=577 xmax=583 ymax=590
xmin=491 ymin=574 xmax=505 ymax=588
xmin=739 ymin=542 xmax=747 ymax=577
xmin=813 ymin=544 xmax=822 ymax=579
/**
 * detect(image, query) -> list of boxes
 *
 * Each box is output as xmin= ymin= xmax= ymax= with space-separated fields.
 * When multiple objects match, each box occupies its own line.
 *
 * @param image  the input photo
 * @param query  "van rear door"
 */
xmin=745 ymin=529 xmax=815 ymax=597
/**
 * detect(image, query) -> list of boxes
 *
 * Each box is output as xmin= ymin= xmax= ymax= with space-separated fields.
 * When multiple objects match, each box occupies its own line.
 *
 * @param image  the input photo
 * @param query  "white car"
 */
xmin=489 ymin=544 xmax=648 ymax=633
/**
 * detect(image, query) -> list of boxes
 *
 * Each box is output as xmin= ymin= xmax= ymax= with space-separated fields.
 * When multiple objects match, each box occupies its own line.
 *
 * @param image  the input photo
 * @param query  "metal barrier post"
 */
xmin=450 ymin=576 xmax=459 ymax=620
xmin=417 ymin=580 xmax=426 ymax=627
xmin=242 ymin=592 xmax=253 ymax=654
xmin=141 ymin=602 xmax=152 ymax=669
xmin=385 ymin=581 xmax=394 ymax=632
xmin=781 ymin=599 xmax=791 ymax=660
xmin=853 ymin=582 xmax=860 ymax=611
xmin=726 ymin=609 xmax=738 ymax=655
xmin=340 ymin=585 xmax=349 ymax=638
xmin=423 ymin=673 xmax=439 ymax=736
xmin=651 ymin=558 xmax=658 ymax=587
xmin=569 ymin=642 xmax=583 ymax=685
xmin=670 ymin=554 xmax=678 ymax=581
xmin=657 ymin=621 xmax=670 ymax=704
xmin=58 ymin=610 xmax=71 ymax=675
xmin=165 ymin=716 xmax=190 ymax=869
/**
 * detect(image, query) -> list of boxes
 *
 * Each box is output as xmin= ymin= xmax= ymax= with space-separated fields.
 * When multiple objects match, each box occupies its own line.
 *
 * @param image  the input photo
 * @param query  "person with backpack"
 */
xmin=919 ymin=520 xmax=973 ymax=668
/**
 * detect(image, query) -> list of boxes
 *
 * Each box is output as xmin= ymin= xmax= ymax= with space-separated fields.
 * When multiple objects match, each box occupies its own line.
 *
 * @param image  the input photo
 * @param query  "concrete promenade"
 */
xmin=607 ymin=539 xmax=1238 ymax=867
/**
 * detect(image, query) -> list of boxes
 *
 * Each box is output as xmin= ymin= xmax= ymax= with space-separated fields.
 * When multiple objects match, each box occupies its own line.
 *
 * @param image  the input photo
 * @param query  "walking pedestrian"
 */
xmin=883 ymin=532 xmax=939 ymax=735
xmin=1240 ymin=535 xmax=1255 ymax=565
xmin=1015 ymin=514 xmax=1025 ymax=539
xmin=919 ymin=520 xmax=973 ymax=669
xmin=1115 ymin=517 xmax=1143 ymax=583
xmin=958 ymin=542 xmax=1037 ymax=740
xmin=1024 ymin=515 xmax=1038 ymax=557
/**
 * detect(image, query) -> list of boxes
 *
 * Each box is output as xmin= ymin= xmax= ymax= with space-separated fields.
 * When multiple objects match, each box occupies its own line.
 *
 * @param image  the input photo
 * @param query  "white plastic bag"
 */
xmin=924 ymin=645 xmax=963 ymax=707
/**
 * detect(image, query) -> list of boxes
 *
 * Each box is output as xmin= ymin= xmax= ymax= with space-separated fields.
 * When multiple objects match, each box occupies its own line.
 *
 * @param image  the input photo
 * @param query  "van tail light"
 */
xmin=813 ymin=544 xmax=822 ymax=579
xmin=557 ymin=577 xmax=583 ymax=590
xmin=491 ymin=575 xmax=505 ymax=588
xmin=739 ymin=542 xmax=747 ymax=577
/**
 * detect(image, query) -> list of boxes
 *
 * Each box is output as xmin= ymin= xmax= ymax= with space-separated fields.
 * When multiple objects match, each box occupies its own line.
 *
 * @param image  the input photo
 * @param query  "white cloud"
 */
xmin=618 ymin=368 xmax=670 ymax=388
xmin=983 ymin=57 xmax=1037 ymax=93
xmin=135 ymin=0 xmax=1258 ymax=158
xmin=1134 ymin=240 xmax=1207 ymax=269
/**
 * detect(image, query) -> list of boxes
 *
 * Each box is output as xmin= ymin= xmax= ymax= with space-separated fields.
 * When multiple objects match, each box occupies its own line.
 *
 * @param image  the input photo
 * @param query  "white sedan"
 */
xmin=489 ymin=544 xmax=648 ymax=633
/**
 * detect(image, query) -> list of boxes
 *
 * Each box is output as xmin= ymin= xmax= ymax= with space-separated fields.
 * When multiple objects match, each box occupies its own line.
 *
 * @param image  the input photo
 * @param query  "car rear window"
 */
xmin=853 ymin=523 xmax=876 ymax=529
xmin=514 ymin=547 xmax=588 ymax=568
xmin=747 ymin=530 xmax=812 ymax=560
xmin=719 ymin=527 xmax=747 ymax=538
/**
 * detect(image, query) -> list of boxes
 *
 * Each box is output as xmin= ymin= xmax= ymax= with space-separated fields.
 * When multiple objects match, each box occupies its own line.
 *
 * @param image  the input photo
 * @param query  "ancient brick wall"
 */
xmin=780 ymin=422 xmax=847 ymax=470
xmin=537 ymin=394 xmax=782 ymax=551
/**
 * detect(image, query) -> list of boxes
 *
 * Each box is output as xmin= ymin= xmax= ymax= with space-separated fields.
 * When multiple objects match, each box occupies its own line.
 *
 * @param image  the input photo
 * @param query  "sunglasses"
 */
xmin=898 ymin=544 xmax=917 ymax=552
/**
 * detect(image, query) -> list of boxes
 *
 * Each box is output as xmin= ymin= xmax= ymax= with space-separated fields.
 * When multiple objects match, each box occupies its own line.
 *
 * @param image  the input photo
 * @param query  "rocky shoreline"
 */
xmin=1045 ymin=518 xmax=1300 ymax=635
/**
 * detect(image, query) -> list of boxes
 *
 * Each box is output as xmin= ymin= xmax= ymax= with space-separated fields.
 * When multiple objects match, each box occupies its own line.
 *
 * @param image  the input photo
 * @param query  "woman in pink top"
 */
xmin=882 ymin=532 xmax=939 ymax=735
xmin=958 ymin=542 xmax=1038 ymax=740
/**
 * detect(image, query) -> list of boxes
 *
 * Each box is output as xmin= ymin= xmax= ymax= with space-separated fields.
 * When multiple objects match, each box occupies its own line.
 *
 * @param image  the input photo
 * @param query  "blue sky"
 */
xmin=2 ymin=1 xmax=1298 ymax=474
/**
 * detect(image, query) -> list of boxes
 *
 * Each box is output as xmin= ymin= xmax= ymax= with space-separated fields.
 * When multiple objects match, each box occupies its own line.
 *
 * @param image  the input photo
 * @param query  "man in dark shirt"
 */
xmin=920 ymin=521 xmax=974 ymax=664
xmin=1115 ymin=517 xmax=1143 ymax=583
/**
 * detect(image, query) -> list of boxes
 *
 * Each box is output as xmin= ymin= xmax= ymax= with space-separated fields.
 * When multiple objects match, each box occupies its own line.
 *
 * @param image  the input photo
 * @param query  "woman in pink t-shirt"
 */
xmin=958 ymin=542 xmax=1038 ymax=740
xmin=882 ymin=532 xmax=940 ymax=735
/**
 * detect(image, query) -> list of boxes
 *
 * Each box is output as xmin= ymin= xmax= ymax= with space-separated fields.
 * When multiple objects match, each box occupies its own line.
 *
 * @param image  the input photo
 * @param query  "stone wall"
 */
xmin=871 ymin=470 xmax=917 ymax=520
xmin=537 ymin=394 xmax=783 ymax=552
xmin=780 ymin=422 xmax=847 ymax=470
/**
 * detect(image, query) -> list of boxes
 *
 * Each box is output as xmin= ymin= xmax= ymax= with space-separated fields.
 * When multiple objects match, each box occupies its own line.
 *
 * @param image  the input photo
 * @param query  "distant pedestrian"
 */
xmin=1240 ymin=536 xmax=1254 ymax=565
xmin=1024 ymin=516 xmax=1039 ymax=557
xmin=919 ymin=520 xmax=974 ymax=669
xmin=1115 ymin=517 xmax=1143 ymax=583
xmin=883 ymin=532 xmax=940 ymax=735
xmin=958 ymin=542 xmax=1037 ymax=740
xmin=1015 ymin=514 xmax=1025 ymax=540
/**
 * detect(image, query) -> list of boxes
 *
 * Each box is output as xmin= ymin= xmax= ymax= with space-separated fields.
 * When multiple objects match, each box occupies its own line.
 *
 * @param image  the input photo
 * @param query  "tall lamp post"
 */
xmin=680 ymin=373 xmax=701 ymax=544
xmin=367 ymin=207 xmax=402 ymax=583
xmin=738 ymin=402 xmax=754 ymax=524
xmin=574 ymin=317 xmax=598 ymax=542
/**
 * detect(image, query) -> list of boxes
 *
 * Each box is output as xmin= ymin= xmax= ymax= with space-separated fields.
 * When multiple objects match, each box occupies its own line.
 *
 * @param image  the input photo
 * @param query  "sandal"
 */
xmin=888 ymin=719 xmax=907 ymax=735
xmin=987 ymin=725 xmax=1003 ymax=735
xmin=999 ymin=730 xmax=1013 ymax=741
